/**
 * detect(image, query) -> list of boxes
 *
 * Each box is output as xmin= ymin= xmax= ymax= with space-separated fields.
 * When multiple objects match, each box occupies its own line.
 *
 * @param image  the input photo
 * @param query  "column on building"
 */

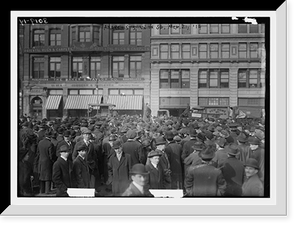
xmin=150 ymin=63 xmax=160 ymax=116
xmin=229 ymin=67 xmax=239 ymax=107
xmin=190 ymin=65 xmax=199 ymax=108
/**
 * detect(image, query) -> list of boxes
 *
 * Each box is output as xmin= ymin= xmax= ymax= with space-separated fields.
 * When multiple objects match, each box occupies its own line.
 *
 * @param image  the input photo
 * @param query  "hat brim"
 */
xmin=244 ymin=164 xmax=259 ymax=170
xmin=130 ymin=171 xmax=150 ymax=175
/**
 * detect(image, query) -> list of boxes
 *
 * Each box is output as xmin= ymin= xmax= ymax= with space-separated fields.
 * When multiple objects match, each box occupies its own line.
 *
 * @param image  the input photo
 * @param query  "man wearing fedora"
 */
xmin=242 ymin=158 xmax=264 ymax=196
xmin=122 ymin=163 xmax=153 ymax=197
xmin=52 ymin=145 xmax=72 ymax=197
xmin=248 ymin=136 xmax=265 ymax=183
xmin=221 ymin=144 xmax=245 ymax=196
xmin=211 ymin=138 xmax=228 ymax=168
xmin=236 ymin=132 xmax=251 ymax=164
xmin=185 ymin=145 xmax=227 ymax=196
xmin=184 ymin=142 xmax=205 ymax=174
xmin=164 ymin=131 xmax=184 ymax=189
xmin=122 ymin=129 xmax=144 ymax=166
xmin=35 ymin=129 xmax=56 ymax=195
xmin=107 ymin=139 xmax=132 ymax=196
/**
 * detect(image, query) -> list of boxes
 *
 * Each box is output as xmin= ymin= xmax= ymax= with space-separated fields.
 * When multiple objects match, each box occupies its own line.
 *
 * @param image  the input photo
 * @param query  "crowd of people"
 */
xmin=18 ymin=112 xmax=266 ymax=197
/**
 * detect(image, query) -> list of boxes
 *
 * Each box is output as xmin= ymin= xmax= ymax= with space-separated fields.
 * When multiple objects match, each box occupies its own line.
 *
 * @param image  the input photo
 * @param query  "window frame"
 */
xmin=159 ymin=69 xmax=190 ymax=89
xmin=49 ymin=28 xmax=61 ymax=46
xmin=49 ymin=57 xmax=61 ymax=79
xmin=33 ymin=29 xmax=45 ymax=47
xmin=238 ymin=68 xmax=264 ymax=88
xmin=112 ymin=56 xmax=125 ymax=78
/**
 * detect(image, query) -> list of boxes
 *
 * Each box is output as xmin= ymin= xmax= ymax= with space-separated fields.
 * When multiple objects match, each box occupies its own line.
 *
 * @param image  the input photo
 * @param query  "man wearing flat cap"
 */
xmin=145 ymin=150 xmax=169 ymax=189
xmin=107 ymin=140 xmax=132 ymax=196
xmin=242 ymin=158 xmax=264 ymax=196
xmin=52 ymin=145 xmax=72 ymax=197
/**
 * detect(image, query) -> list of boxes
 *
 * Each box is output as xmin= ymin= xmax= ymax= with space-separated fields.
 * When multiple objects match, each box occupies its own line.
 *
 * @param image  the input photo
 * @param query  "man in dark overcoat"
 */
xmin=221 ymin=144 xmax=245 ymax=196
xmin=52 ymin=145 xmax=72 ymax=197
xmin=248 ymin=137 xmax=265 ymax=183
xmin=35 ymin=129 xmax=55 ymax=194
xmin=72 ymin=142 xmax=90 ymax=188
xmin=185 ymin=145 xmax=227 ymax=196
xmin=164 ymin=131 xmax=184 ymax=189
xmin=181 ymin=128 xmax=198 ymax=162
xmin=107 ymin=140 xmax=132 ymax=196
xmin=122 ymin=129 xmax=144 ymax=166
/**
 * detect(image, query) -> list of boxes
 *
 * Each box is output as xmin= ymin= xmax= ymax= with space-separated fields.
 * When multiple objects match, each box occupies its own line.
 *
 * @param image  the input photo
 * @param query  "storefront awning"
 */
xmin=64 ymin=95 xmax=102 ymax=109
xmin=45 ymin=95 xmax=62 ymax=110
xmin=107 ymin=95 xmax=143 ymax=110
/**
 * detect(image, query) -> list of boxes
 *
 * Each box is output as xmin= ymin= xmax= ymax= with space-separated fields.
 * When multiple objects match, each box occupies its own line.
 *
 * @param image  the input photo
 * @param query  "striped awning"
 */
xmin=107 ymin=95 xmax=143 ymax=110
xmin=64 ymin=95 xmax=102 ymax=109
xmin=45 ymin=95 xmax=62 ymax=110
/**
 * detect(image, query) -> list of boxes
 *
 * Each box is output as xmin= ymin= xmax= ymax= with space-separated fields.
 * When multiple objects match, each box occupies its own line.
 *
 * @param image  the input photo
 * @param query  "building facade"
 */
xmin=19 ymin=23 xmax=266 ymax=120
xmin=150 ymin=24 xmax=266 ymax=117
xmin=20 ymin=24 xmax=151 ymax=119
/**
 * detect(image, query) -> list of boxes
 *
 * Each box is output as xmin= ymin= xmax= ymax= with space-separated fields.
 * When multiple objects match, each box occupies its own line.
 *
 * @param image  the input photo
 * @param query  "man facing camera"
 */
xmin=72 ymin=142 xmax=90 ymax=188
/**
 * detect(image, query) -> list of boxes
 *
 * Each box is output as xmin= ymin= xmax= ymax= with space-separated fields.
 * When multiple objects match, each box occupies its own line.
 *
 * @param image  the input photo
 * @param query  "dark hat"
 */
xmin=237 ymin=133 xmax=247 ymax=143
xmin=45 ymin=129 xmax=53 ymax=137
xmin=164 ymin=131 xmax=174 ymax=141
xmin=203 ymin=130 xmax=214 ymax=140
xmin=189 ymin=128 xmax=197 ymax=137
xmin=192 ymin=142 xmax=206 ymax=151
xmin=57 ymin=127 xmax=64 ymax=134
xmin=82 ymin=129 xmax=92 ymax=135
xmin=226 ymin=144 xmax=240 ymax=156
xmin=244 ymin=158 xmax=259 ymax=170
xmin=59 ymin=145 xmax=70 ymax=153
xmin=76 ymin=142 xmax=87 ymax=152
xmin=200 ymin=145 xmax=215 ymax=160
xmin=109 ymin=134 xmax=118 ymax=141
xmin=197 ymin=132 xmax=206 ymax=142
xmin=174 ymin=135 xmax=182 ymax=142
xmin=147 ymin=150 xmax=162 ymax=158
xmin=129 ymin=163 xmax=149 ymax=175
xmin=248 ymin=137 xmax=260 ymax=145
xmin=228 ymin=123 xmax=238 ymax=128
xmin=141 ymin=139 xmax=151 ymax=148
xmin=112 ymin=140 xmax=122 ymax=149
xmin=63 ymin=130 xmax=71 ymax=137
xmin=216 ymin=138 xmax=227 ymax=148
xmin=126 ymin=129 xmax=137 ymax=139
xmin=155 ymin=136 xmax=166 ymax=146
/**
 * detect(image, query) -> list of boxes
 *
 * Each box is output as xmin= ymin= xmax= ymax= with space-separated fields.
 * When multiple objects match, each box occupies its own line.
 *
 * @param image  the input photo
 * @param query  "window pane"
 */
xmin=221 ymin=43 xmax=230 ymax=58
xmin=249 ymin=24 xmax=259 ymax=33
xmin=199 ymin=97 xmax=208 ymax=106
xmin=160 ymin=24 xmax=169 ymax=34
xmin=182 ymin=24 xmax=191 ymax=34
xmin=210 ymin=24 xmax=219 ymax=33
xmin=250 ymin=43 xmax=259 ymax=58
xmin=199 ymin=24 xmax=208 ymax=34
xmin=171 ymin=24 xmax=180 ymax=34
xmin=239 ymin=43 xmax=247 ymax=58
xmin=220 ymin=70 xmax=229 ymax=88
xmin=198 ymin=70 xmax=208 ymax=88
xmin=260 ymin=71 xmax=265 ymax=87
xmin=199 ymin=44 xmax=207 ymax=59
xmin=208 ymin=98 xmax=219 ymax=106
xmin=210 ymin=44 xmax=219 ymax=58
xmin=249 ymin=69 xmax=258 ymax=87
xmin=181 ymin=70 xmax=190 ymax=88
xmin=170 ymin=70 xmax=180 ymax=88
xmin=221 ymin=24 xmax=230 ymax=33
xmin=238 ymin=24 xmax=247 ymax=33
xmin=209 ymin=70 xmax=218 ymax=87
xmin=160 ymin=70 xmax=169 ymax=88
xmin=238 ymin=70 xmax=247 ymax=88
xmin=219 ymin=98 xmax=229 ymax=106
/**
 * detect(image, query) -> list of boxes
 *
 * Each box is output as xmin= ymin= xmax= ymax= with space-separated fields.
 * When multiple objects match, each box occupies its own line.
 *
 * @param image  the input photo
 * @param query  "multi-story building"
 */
xmin=19 ymin=23 xmax=266 ymax=120
xmin=20 ymin=23 xmax=151 ymax=119
xmin=150 ymin=23 xmax=266 ymax=117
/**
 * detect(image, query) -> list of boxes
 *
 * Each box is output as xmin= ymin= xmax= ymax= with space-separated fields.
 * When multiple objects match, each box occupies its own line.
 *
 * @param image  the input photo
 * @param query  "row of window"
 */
xmin=32 ymin=55 xmax=142 ymax=79
xmin=158 ymin=24 xmax=264 ymax=35
xmin=49 ymin=89 xmax=144 ymax=96
xmin=32 ymin=25 xmax=142 ymax=47
xmin=157 ymin=42 xmax=264 ymax=59
xmin=159 ymin=68 xmax=265 ymax=89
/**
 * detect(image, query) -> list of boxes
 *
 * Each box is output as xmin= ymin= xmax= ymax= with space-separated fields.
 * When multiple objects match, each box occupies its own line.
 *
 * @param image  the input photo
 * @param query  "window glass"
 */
xmin=209 ymin=70 xmax=218 ymax=87
xmin=198 ymin=70 xmax=208 ymax=88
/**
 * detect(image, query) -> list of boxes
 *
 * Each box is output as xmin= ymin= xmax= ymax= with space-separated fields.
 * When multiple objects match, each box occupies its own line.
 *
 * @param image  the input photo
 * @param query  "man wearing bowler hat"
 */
xmin=242 ymin=158 xmax=264 ymax=196
xmin=185 ymin=145 xmax=226 ymax=196
xmin=122 ymin=163 xmax=153 ymax=197
xmin=107 ymin=139 xmax=132 ymax=196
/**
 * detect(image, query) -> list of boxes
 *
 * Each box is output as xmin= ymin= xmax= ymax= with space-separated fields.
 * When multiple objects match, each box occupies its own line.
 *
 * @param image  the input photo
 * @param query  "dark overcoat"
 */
xmin=122 ymin=139 xmax=144 ymax=166
xmin=108 ymin=152 xmax=132 ymax=196
xmin=181 ymin=138 xmax=197 ymax=161
xmin=185 ymin=163 xmax=227 ymax=196
xmin=36 ymin=137 xmax=55 ymax=181
xmin=145 ymin=162 xmax=165 ymax=189
xmin=52 ymin=157 xmax=71 ymax=197
xmin=122 ymin=182 xmax=154 ymax=197
xmin=221 ymin=157 xmax=245 ymax=196
xmin=249 ymin=147 xmax=265 ymax=183
xmin=165 ymin=141 xmax=184 ymax=189
xmin=211 ymin=148 xmax=228 ymax=168
xmin=72 ymin=155 xmax=90 ymax=188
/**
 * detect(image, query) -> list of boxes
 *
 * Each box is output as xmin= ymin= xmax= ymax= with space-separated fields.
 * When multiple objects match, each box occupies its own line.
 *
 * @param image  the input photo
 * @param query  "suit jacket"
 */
xmin=181 ymin=138 xmax=197 ymax=161
xmin=122 ymin=139 xmax=144 ymax=166
xmin=36 ymin=137 xmax=55 ymax=181
xmin=122 ymin=182 xmax=154 ymax=197
xmin=52 ymin=157 xmax=71 ymax=197
xmin=72 ymin=155 xmax=90 ymax=188
xmin=108 ymin=152 xmax=132 ymax=196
